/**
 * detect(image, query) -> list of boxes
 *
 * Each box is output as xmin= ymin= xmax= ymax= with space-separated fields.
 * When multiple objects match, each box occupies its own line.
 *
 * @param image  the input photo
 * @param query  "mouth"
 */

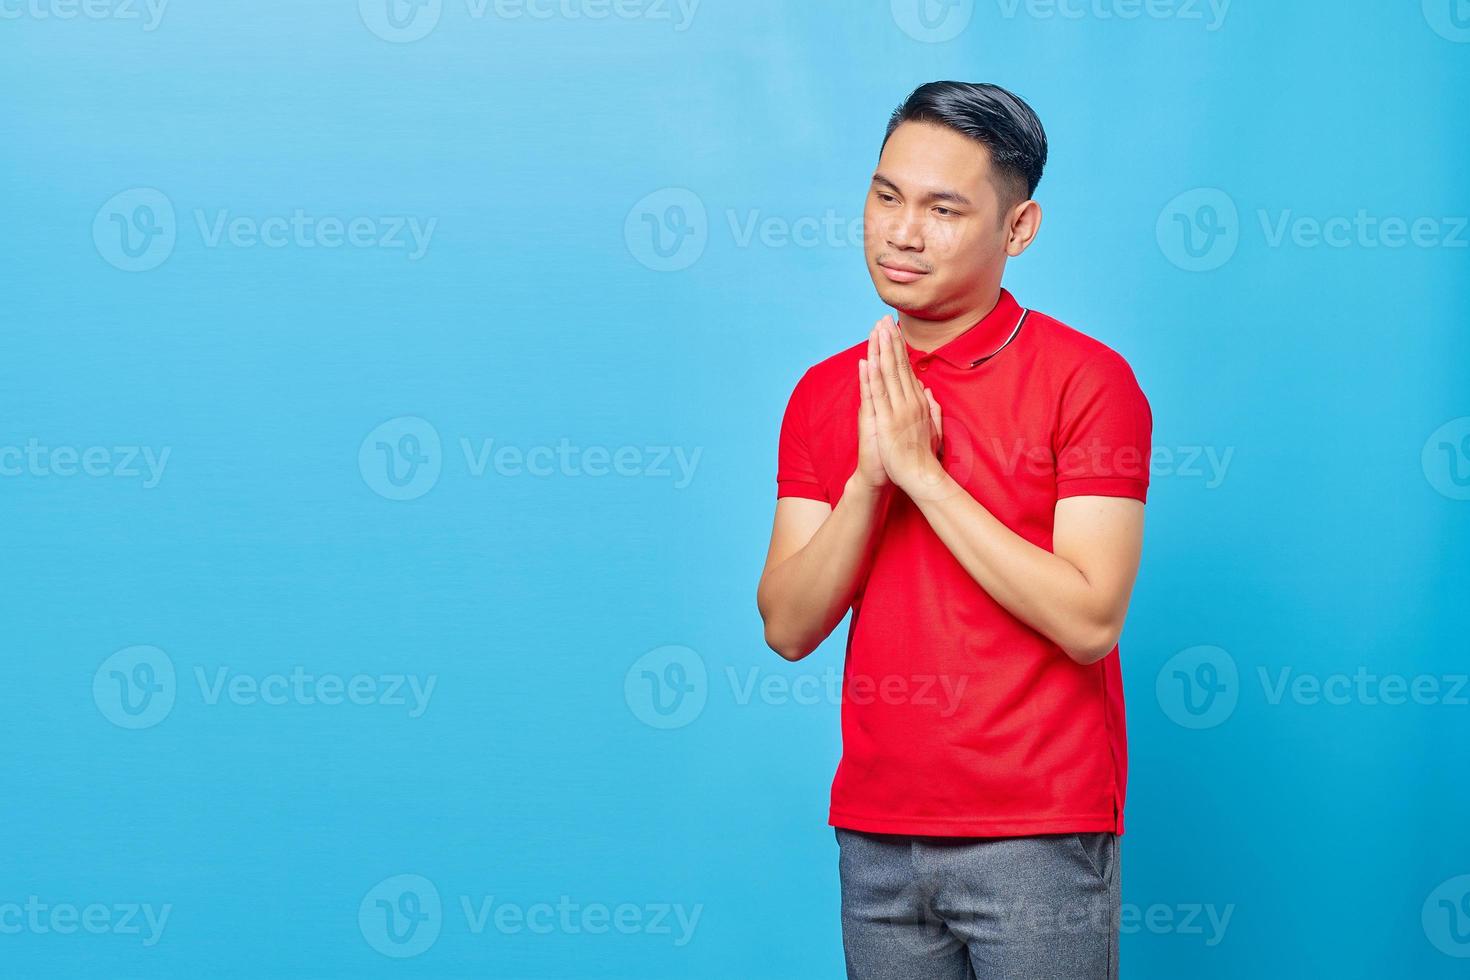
xmin=877 ymin=261 xmax=929 ymax=284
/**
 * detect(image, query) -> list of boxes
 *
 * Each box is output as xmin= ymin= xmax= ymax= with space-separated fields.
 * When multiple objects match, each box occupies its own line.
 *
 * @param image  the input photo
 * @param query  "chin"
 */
xmin=872 ymin=278 xmax=926 ymax=312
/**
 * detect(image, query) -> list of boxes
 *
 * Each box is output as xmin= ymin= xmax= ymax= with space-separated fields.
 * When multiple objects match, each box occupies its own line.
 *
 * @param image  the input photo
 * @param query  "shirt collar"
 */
xmin=902 ymin=287 xmax=1025 ymax=369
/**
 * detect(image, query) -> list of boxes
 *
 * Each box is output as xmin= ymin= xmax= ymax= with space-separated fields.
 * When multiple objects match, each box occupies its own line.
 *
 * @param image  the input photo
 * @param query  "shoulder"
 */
xmin=784 ymin=338 xmax=866 ymax=405
xmin=807 ymin=337 xmax=868 ymax=382
xmin=1022 ymin=307 xmax=1146 ymax=395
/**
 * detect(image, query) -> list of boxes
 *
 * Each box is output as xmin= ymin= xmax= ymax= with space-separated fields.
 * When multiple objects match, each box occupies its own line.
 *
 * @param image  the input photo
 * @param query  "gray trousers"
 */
xmin=836 ymin=827 xmax=1120 ymax=980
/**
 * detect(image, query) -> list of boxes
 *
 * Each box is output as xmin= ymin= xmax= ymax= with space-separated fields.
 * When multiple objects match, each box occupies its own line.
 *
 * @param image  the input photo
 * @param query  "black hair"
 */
xmin=881 ymin=81 xmax=1048 ymax=205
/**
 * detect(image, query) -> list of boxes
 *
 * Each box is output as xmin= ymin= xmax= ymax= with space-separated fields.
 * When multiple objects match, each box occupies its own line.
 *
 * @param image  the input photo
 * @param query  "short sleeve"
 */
xmin=1053 ymin=351 xmax=1152 ymax=502
xmin=776 ymin=370 xmax=830 ymax=503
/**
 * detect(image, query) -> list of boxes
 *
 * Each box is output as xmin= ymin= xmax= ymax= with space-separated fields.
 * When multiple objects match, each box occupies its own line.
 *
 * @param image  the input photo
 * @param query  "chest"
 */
xmin=807 ymin=358 xmax=1065 ymax=542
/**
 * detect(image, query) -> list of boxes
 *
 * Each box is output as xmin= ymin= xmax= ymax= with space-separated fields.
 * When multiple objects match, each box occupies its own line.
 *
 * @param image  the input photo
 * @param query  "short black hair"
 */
xmin=881 ymin=81 xmax=1048 ymax=205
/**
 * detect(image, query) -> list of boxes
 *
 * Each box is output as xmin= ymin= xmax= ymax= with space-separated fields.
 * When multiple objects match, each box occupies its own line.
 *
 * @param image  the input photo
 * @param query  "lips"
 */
xmin=878 ymin=261 xmax=928 ymax=283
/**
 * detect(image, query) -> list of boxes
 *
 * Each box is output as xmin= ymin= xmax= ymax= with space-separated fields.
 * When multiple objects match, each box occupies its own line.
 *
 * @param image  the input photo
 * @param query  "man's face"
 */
xmin=863 ymin=120 xmax=1016 ymax=319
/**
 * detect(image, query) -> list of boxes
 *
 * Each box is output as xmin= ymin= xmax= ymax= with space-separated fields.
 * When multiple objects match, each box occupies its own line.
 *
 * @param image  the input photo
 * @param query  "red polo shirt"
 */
xmin=775 ymin=288 xmax=1151 ymax=837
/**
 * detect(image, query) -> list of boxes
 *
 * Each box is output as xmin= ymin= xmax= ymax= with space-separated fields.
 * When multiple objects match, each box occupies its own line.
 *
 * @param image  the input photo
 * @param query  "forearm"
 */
xmin=908 ymin=471 xmax=1123 ymax=663
xmin=758 ymin=475 xmax=892 ymax=661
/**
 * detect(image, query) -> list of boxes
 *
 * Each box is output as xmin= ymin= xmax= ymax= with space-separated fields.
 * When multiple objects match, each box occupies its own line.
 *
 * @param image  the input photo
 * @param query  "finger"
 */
xmin=868 ymin=355 xmax=891 ymax=421
xmin=887 ymin=317 xmax=920 ymax=401
xmin=869 ymin=324 xmax=892 ymax=407
xmin=858 ymin=358 xmax=874 ymax=418
xmin=925 ymin=387 xmax=943 ymax=441
xmin=890 ymin=319 xmax=922 ymax=405
xmin=866 ymin=324 xmax=886 ymax=404
xmin=876 ymin=319 xmax=909 ymax=404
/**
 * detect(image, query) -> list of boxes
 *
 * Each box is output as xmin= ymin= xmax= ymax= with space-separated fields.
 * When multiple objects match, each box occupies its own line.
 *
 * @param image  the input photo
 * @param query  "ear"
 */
xmin=1005 ymin=199 xmax=1042 ymax=257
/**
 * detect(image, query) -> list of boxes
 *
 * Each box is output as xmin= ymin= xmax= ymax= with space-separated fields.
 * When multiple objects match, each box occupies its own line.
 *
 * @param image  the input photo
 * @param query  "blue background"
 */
xmin=3 ymin=0 xmax=1468 ymax=976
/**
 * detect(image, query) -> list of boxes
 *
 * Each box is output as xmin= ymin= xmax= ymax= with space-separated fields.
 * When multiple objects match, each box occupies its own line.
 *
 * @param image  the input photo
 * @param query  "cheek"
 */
xmin=928 ymin=220 xmax=974 ymax=255
xmin=861 ymin=204 xmax=881 ymax=248
xmin=936 ymin=224 xmax=998 ymax=265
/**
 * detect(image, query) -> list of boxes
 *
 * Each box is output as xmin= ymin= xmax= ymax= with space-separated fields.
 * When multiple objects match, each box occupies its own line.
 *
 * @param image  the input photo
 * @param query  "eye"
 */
xmin=934 ymin=207 xmax=956 ymax=217
xmin=876 ymin=192 xmax=898 ymax=204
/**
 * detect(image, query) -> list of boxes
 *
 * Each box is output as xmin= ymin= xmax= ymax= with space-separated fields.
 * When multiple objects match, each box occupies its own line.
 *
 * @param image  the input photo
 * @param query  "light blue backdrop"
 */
xmin=4 ymin=1 xmax=1468 ymax=977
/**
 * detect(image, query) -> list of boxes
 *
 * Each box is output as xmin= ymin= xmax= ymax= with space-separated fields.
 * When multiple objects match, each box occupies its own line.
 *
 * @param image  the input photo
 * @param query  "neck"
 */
xmin=896 ymin=286 xmax=1003 ymax=354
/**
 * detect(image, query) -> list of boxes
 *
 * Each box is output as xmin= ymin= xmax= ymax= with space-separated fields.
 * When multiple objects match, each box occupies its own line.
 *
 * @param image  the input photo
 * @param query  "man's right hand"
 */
xmin=759 ymin=317 xmax=900 ymax=661
xmin=854 ymin=316 xmax=895 ymax=492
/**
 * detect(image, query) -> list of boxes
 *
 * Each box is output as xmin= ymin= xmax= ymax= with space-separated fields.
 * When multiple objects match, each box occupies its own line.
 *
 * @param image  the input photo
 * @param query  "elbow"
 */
xmin=1058 ymin=621 xmax=1123 ymax=666
xmin=756 ymin=580 xmax=814 ymax=662
xmin=763 ymin=625 xmax=813 ymax=663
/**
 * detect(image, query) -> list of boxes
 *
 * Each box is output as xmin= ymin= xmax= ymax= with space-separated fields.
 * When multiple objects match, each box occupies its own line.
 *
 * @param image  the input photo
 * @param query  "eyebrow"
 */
xmin=871 ymin=172 xmax=974 ymax=209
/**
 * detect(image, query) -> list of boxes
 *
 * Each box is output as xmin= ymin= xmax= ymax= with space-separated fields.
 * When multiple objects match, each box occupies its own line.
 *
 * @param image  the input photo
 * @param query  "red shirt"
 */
xmin=775 ymin=288 xmax=1151 ymax=837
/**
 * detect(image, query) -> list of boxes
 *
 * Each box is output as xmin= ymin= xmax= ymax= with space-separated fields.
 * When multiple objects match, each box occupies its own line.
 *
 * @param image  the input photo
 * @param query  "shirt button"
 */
xmin=918 ymin=362 xmax=928 ymax=372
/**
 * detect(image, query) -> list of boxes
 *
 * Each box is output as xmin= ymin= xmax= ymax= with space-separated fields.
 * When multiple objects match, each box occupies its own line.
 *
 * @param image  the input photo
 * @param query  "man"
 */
xmin=756 ymin=81 xmax=1152 ymax=979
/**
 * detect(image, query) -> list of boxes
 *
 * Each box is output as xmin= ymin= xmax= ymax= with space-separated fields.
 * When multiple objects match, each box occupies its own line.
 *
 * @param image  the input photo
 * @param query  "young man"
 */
xmin=756 ymin=81 xmax=1152 ymax=979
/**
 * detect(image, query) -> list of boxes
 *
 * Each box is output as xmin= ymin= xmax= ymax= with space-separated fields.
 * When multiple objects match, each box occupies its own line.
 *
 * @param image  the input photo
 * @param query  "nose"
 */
xmin=885 ymin=206 xmax=923 ymax=252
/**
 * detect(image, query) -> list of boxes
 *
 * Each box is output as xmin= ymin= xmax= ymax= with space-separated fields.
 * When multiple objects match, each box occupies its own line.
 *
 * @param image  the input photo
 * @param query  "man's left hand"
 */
xmin=864 ymin=316 xmax=947 ymax=496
